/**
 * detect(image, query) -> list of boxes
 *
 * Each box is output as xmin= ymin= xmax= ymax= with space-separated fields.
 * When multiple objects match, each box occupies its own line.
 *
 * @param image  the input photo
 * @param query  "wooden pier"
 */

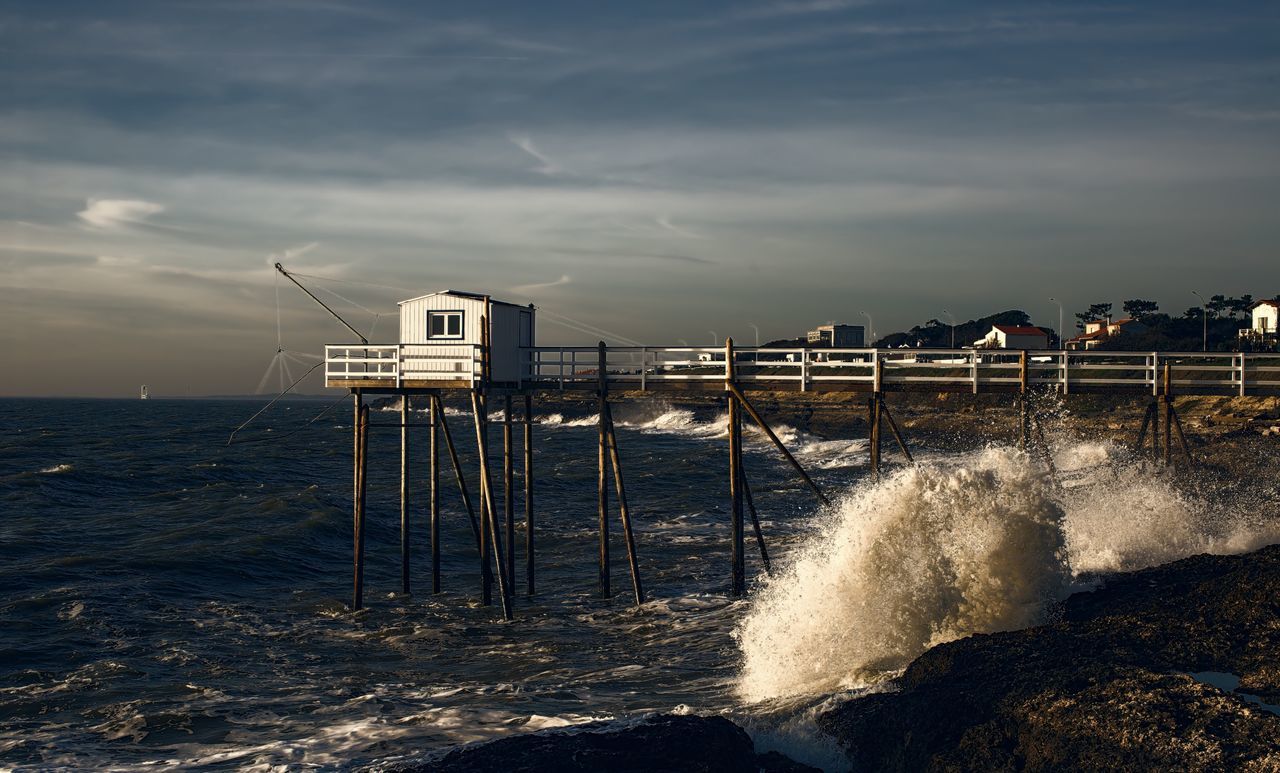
xmin=334 ymin=338 xmax=1280 ymax=615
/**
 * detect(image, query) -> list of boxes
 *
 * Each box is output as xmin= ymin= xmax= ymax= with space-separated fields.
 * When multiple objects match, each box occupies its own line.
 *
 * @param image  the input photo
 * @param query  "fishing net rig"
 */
xmin=228 ymin=262 xmax=642 ymax=445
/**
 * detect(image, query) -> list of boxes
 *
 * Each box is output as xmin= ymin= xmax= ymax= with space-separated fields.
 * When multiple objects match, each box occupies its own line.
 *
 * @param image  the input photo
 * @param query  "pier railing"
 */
xmin=324 ymin=344 xmax=1280 ymax=395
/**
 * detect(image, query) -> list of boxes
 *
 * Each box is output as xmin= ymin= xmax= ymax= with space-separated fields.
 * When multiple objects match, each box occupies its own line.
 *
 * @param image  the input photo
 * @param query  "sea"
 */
xmin=2 ymin=397 xmax=1277 ymax=770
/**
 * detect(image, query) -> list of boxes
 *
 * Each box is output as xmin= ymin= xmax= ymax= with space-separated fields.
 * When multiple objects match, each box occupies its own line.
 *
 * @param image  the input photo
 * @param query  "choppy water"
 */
xmin=2 ymin=397 xmax=1276 ymax=770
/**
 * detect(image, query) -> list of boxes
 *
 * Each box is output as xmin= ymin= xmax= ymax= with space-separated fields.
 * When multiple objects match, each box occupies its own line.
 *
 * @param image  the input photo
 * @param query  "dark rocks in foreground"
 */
xmin=818 ymin=545 xmax=1280 ymax=771
xmin=390 ymin=714 xmax=817 ymax=773
xmin=387 ymin=547 xmax=1279 ymax=772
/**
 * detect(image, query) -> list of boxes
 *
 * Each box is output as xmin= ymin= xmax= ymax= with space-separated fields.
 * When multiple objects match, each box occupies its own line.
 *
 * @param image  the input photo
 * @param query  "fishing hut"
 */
xmin=267 ymin=265 xmax=1280 ymax=620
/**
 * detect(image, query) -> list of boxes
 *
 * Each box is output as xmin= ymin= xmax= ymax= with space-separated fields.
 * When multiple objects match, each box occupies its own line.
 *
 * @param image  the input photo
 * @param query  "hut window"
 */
xmin=428 ymin=311 xmax=464 ymax=339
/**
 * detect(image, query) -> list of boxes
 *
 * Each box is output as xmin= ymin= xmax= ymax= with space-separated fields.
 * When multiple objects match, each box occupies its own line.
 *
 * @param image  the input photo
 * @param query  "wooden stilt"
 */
xmin=880 ymin=401 xmax=914 ymax=463
xmin=1162 ymin=363 xmax=1173 ymax=466
xmin=430 ymin=394 xmax=441 ymax=594
xmin=598 ymin=341 xmax=611 ymax=599
xmin=1019 ymin=351 xmax=1031 ymax=450
xmin=739 ymin=457 xmax=771 ymax=574
xmin=400 ymin=395 xmax=411 ymax=595
xmin=524 ymin=393 xmax=535 ymax=597
xmin=353 ymin=404 xmax=369 ymax=611
xmin=868 ymin=393 xmax=882 ymax=476
xmin=603 ymin=402 xmax=644 ymax=605
xmin=726 ymin=384 xmax=830 ymax=508
xmin=726 ymin=339 xmax=745 ymax=597
xmin=1134 ymin=402 xmax=1153 ymax=453
xmin=1150 ymin=398 xmax=1160 ymax=462
xmin=471 ymin=388 xmax=514 ymax=620
xmin=1032 ymin=410 xmax=1061 ymax=489
xmin=434 ymin=394 xmax=482 ymax=551
xmin=503 ymin=395 xmax=515 ymax=589
xmin=475 ymin=391 xmax=492 ymax=606
xmin=352 ymin=389 xmax=361 ymax=532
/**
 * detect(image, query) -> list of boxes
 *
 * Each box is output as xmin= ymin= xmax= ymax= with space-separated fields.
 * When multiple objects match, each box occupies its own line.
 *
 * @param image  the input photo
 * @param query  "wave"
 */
xmin=38 ymin=463 xmax=74 ymax=474
xmin=735 ymin=442 xmax=1280 ymax=702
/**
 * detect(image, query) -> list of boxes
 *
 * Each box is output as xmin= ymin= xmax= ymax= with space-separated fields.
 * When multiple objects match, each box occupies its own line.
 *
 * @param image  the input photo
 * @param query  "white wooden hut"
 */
xmin=398 ymin=291 xmax=535 ymax=384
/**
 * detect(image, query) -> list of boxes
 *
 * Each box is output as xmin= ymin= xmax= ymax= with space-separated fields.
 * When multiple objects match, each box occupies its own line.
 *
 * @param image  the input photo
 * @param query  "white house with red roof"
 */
xmin=973 ymin=324 xmax=1050 ymax=350
xmin=1066 ymin=317 xmax=1148 ymax=350
xmin=1241 ymin=299 xmax=1279 ymax=342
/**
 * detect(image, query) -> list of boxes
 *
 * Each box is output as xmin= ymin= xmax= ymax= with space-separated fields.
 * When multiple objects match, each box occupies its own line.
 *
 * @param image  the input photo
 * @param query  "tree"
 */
xmin=1122 ymin=299 xmax=1159 ymax=320
xmin=1075 ymin=302 xmax=1112 ymax=330
xmin=1227 ymin=295 xmax=1253 ymax=318
xmin=1207 ymin=295 xmax=1228 ymax=319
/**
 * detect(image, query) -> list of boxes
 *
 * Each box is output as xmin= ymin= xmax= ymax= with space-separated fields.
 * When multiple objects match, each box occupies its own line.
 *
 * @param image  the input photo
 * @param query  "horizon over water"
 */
xmin=2 ymin=397 xmax=1277 ymax=770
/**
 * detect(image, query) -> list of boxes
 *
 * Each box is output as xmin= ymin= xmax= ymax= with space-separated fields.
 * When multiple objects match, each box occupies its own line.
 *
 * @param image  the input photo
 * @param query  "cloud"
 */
xmin=77 ymin=198 xmax=165 ymax=229
xmin=512 ymin=274 xmax=572 ymax=292
xmin=508 ymin=133 xmax=562 ymax=175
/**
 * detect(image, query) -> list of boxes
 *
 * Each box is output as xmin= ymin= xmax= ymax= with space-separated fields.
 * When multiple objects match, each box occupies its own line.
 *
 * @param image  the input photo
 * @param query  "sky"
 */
xmin=2 ymin=0 xmax=1278 ymax=396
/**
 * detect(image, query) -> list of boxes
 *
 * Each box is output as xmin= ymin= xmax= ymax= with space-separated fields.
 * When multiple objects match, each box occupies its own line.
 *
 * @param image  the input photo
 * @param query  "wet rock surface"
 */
xmin=818 ymin=545 xmax=1280 ymax=771
xmin=385 ymin=714 xmax=818 ymax=772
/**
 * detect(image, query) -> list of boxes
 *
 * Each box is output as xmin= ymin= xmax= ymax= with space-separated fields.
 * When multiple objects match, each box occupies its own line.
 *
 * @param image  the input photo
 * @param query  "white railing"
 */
xmin=324 ymin=344 xmax=1280 ymax=395
xmin=523 ymin=347 xmax=1280 ymax=395
xmin=325 ymin=344 xmax=481 ymax=387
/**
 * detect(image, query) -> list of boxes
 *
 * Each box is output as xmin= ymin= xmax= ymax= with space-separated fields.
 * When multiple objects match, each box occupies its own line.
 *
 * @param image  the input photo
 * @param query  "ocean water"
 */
xmin=1 ymin=397 xmax=1276 ymax=770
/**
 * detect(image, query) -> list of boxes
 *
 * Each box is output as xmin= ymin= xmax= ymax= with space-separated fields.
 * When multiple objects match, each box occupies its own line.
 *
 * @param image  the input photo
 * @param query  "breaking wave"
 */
xmin=736 ymin=442 xmax=1280 ymax=702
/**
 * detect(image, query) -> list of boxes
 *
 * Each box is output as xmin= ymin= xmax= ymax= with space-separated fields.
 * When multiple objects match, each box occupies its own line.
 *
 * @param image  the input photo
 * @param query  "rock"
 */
xmin=388 ymin=714 xmax=819 ymax=773
xmin=818 ymin=546 xmax=1280 ymax=771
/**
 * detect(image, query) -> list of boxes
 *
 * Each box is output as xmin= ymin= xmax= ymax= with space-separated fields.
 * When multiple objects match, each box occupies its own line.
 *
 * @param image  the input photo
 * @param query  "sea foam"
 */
xmin=735 ymin=442 xmax=1280 ymax=702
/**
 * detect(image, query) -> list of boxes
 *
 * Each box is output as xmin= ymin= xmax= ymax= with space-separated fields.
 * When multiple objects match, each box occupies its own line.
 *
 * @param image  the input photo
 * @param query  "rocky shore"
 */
xmin=383 ymin=545 xmax=1280 ymax=772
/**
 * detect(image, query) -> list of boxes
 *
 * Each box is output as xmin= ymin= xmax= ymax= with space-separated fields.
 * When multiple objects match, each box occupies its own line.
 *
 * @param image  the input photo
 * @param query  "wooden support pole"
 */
xmin=1032 ymin=411 xmax=1062 ymax=490
xmin=352 ymin=404 xmax=369 ymax=611
xmin=524 ymin=394 xmax=535 ymax=597
xmin=597 ymin=341 xmax=611 ymax=599
xmin=880 ymin=401 xmax=914 ymax=463
xmin=868 ymin=393 xmax=882 ymax=476
xmin=604 ymin=402 xmax=644 ymax=605
xmin=471 ymin=389 xmax=514 ymax=620
xmin=739 ymin=457 xmax=771 ymax=575
xmin=475 ymin=391 xmax=492 ymax=606
xmin=430 ymin=394 xmax=441 ymax=594
xmin=504 ymin=395 xmax=515 ymax=589
xmin=1150 ymin=397 xmax=1160 ymax=462
xmin=433 ymin=395 xmax=482 ymax=551
xmin=727 ymin=339 xmax=745 ymax=597
xmin=352 ymin=389 xmax=361 ymax=527
xmin=400 ymin=396 xmax=411 ymax=595
xmin=1019 ymin=351 xmax=1031 ymax=450
xmin=726 ymin=383 xmax=831 ymax=508
xmin=1134 ymin=402 xmax=1153 ymax=454
xmin=1162 ymin=363 xmax=1173 ymax=466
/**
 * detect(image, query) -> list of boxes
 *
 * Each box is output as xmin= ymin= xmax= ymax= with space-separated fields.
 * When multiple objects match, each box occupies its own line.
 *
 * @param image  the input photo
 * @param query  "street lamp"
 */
xmin=861 ymin=311 xmax=874 ymax=346
xmin=1049 ymin=297 xmax=1063 ymax=349
xmin=1192 ymin=291 xmax=1207 ymax=352
xmin=709 ymin=330 xmax=718 ymax=346
xmin=942 ymin=309 xmax=956 ymax=348
xmin=748 ymin=322 xmax=760 ymax=347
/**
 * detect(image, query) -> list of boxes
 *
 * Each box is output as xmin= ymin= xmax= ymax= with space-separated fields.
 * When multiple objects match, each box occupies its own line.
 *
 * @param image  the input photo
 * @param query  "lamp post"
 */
xmin=709 ymin=331 xmax=718 ymax=346
xmin=942 ymin=309 xmax=956 ymax=349
xmin=748 ymin=322 xmax=760 ymax=347
xmin=1192 ymin=291 xmax=1207 ymax=352
xmin=861 ymin=311 xmax=874 ymax=346
xmin=1049 ymin=297 xmax=1063 ymax=348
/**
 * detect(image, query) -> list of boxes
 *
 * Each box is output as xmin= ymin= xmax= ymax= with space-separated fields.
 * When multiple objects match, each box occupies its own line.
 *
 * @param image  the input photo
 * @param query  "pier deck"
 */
xmin=324 ymin=345 xmax=1280 ymax=397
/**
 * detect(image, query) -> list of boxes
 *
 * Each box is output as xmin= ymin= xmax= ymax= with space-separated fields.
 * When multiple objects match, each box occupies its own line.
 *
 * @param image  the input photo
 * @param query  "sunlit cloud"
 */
xmin=76 ymin=198 xmax=165 ymax=229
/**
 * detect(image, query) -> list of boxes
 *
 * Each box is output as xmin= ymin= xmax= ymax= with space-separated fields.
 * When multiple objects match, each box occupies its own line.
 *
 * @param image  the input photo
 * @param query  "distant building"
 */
xmin=974 ymin=324 xmax=1050 ymax=350
xmin=806 ymin=323 xmax=865 ymax=348
xmin=1240 ymin=299 xmax=1279 ymax=343
xmin=1066 ymin=317 xmax=1148 ymax=350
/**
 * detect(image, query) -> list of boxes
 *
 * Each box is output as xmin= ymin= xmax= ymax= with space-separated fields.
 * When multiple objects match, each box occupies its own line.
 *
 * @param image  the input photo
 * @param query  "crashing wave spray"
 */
xmin=736 ymin=447 xmax=1068 ymax=702
xmin=736 ymin=439 xmax=1280 ymax=703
